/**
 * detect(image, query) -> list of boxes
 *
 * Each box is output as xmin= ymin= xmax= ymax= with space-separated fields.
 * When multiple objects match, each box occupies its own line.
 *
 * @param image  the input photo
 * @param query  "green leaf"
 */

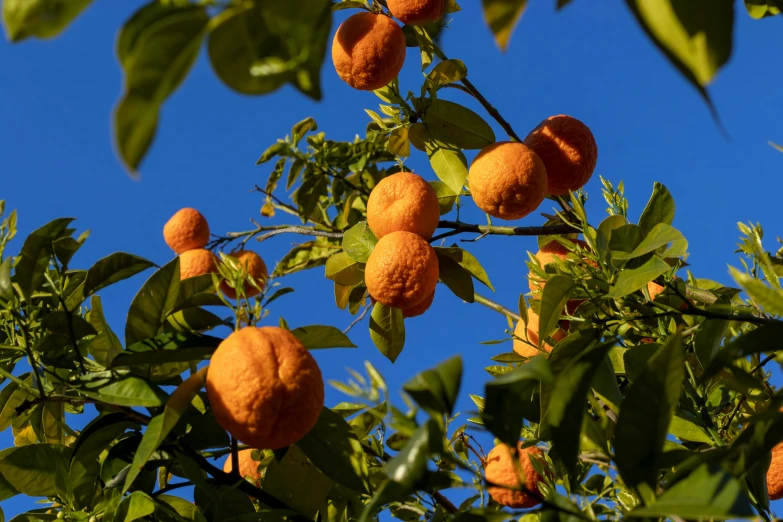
xmin=426 ymin=142 xmax=469 ymax=195
xmin=0 ymin=444 xmax=69 ymax=496
xmin=324 ymin=252 xmax=364 ymax=286
xmin=638 ymin=182 xmax=675 ymax=235
xmin=403 ymin=356 xmax=463 ymax=418
xmin=429 ymin=181 xmax=457 ymax=215
xmin=83 ymin=252 xmax=155 ymax=297
xmin=123 ymin=367 xmax=206 ymax=493
xmin=630 ymin=463 xmax=753 ymax=519
xmin=693 ymin=318 xmax=728 ymax=370
xmin=369 ymin=303 xmax=405 ymax=363
xmin=434 ymin=246 xmax=494 ymax=290
xmin=482 ymin=357 xmax=553 ymax=445
xmin=125 ymin=258 xmax=181 ymax=347
xmin=263 ymin=445 xmax=333 ymax=519
xmin=15 ymin=217 xmax=74 ymax=301
xmin=385 ymin=419 xmax=442 ymax=489
xmin=424 ymin=100 xmax=495 ymax=150
xmin=541 ymin=341 xmax=613 ymax=475
xmin=537 ymin=275 xmax=575 ymax=347
xmin=113 ymin=332 xmax=221 ymax=369
xmin=745 ymin=0 xmax=782 ymax=18
xmin=2 ymin=0 xmax=92 ymax=42
xmin=0 ymin=258 xmax=12 ymax=302
xmin=84 ymin=295 xmax=124 ymax=367
xmin=729 ymin=266 xmax=783 ymax=316
xmin=435 ymin=249 xmax=474 ymax=303
xmin=77 ymin=371 xmax=168 ymax=408
xmin=426 ymin=59 xmax=467 ymax=90
xmin=114 ymin=2 xmax=208 ymax=173
xmin=40 ymin=311 xmax=96 ymax=339
xmin=612 ymin=223 xmax=687 ymax=261
xmin=481 ymin=0 xmax=528 ymax=51
xmin=207 ymin=0 xmax=331 ymax=100
xmin=115 ymin=491 xmax=156 ymax=522
xmin=342 ymin=222 xmax=378 ymax=263
xmin=704 ymin=322 xmax=783 ymax=376
xmin=614 ymin=334 xmax=684 ymax=491
xmin=624 ymin=0 xmax=732 ymax=116
xmin=606 ymin=255 xmax=669 ymax=298
xmin=668 ymin=412 xmax=712 ymax=444
xmin=290 ymin=325 xmax=357 ymax=349
xmin=296 ymin=407 xmax=370 ymax=493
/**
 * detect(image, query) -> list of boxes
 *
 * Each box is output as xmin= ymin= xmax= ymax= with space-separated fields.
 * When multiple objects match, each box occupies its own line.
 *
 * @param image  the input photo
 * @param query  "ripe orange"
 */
xmin=365 ymin=231 xmax=439 ymax=309
xmin=647 ymin=281 xmax=665 ymax=301
xmin=332 ymin=13 xmax=406 ymax=91
xmin=528 ymin=238 xmax=589 ymax=294
xmin=769 ymin=442 xmax=783 ymax=500
xmin=179 ymin=249 xmax=218 ymax=281
xmin=468 ymin=142 xmax=547 ymax=221
xmin=367 ymin=172 xmax=440 ymax=240
xmin=402 ymin=289 xmax=435 ymax=318
xmin=206 ymin=327 xmax=324 ymax=450
xmin=485 ymin=442 xmax=546 ymax=508
xmin=523 ymin=115 xmax=597 ymax=197
xmin=513 ymin=308 xmax=566 ymax=358
xmin=163 ymin=208 xmax=210 ymax=254
xmin=223 ymin=449 xmax=262 ymax=487
xmin=387 ymin=0 xmax=445 ymax=25
xmin=220 ymin=250 xmax=268 ymax=300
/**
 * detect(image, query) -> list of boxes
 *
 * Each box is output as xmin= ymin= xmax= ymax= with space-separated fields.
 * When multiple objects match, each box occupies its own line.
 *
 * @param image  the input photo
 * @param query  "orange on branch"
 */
xmin=468 ymin=142 xmax=547 ymax=221
xmin=524 ymin=115 xmax=597 ymax=197
xmin=387 ymin=0 xmax=445 ymax=26
xmin=367 ymin=172 xmax=440 ymax=239
xmin=206 ymin=327 xmax=324 ymax=450
xmin=220 ymin=250 xmax=268 ymax=299
xmin=528 ymin=238 xmax=590 ymax=294
xmin=179 ymin=249 xmax=218 ymax=281
xmin=365 ymin=231 xmax=439 ymax=309
xmin=513 ymin=308 xmax=566 ymax=358
xmin=332 ymin=13 xmax=406 ymax=91
xmin=769 ymin=442 xmax=783 ymax=500
xmin=163 ymin=208 xmax=210 ymax=254
xmin=223 ymin=449 xmax=262 ymax=487
xmin=485 ymin=442 xmax=546 ymax=508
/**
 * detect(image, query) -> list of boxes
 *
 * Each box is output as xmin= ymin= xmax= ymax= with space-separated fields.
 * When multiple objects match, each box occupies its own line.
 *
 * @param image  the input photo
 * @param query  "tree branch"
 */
xmin=15 ymin=394 xmax=152 ymax=424
xmin=255 ymin=227 xmax=344 ymax=243
xmin=473 ymin=293 xmax=522 ymax=322
xmin=431 ymin=221 xmax=577 ymax=243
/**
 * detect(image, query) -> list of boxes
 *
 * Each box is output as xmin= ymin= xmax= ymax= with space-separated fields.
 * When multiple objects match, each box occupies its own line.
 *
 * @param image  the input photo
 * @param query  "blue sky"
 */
xmin=1 ymin=0 xmax=781 ymax=517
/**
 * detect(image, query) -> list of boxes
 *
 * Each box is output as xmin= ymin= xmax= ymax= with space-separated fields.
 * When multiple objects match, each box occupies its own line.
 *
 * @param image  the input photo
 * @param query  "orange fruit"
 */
xmin=332 ymin=13 xmax=406 ymax=91
xmin=163 ymin=208 xmax=210 ymax=255
xmin=387 ymin=0 xmax=445 ymax=25
xmin=179 ymin=249 xmax=218 ymax=281
xmin=220 ymin=250 xmax=268 ymax=300
xmin=528 ymin=238 xmax=589 ymax=294
xmin=367 ymin=172 xmax=440 ymax=239
xmin=223 ymin=449 xmax=262 ymax=487
xmin=647 ymin=281 xmax=665 ymax=301
xmin=206 ymin=327 xmax=324 ymax=450
xmin=365 ymin=231 xmax=439 ymax=309
xmin=769 ymin=442 xmax=783 ymax=500
xmin=523 ymin=115 xmax=597 ymax=197
xmin=513 ymin=309 xmax=566 ymax=358
xmin=402 ymin=289 xmax=435 ymax=318
xmin=468 ymin=142 xmax=547 ymax=221
xmin=485 ymin=442 xmax=546 ymax=508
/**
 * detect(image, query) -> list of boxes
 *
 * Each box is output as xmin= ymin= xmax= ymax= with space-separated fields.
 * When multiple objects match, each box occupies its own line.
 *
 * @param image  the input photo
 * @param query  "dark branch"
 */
xmin=431 ymin=221 xmax=577 ymax=243
xmin=15 ymin=394 xmax=152 ymax=424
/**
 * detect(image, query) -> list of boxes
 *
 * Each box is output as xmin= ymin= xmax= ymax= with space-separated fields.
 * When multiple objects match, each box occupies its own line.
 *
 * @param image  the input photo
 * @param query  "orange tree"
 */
xmin=2 ymin=1 xmax=783 ymax=522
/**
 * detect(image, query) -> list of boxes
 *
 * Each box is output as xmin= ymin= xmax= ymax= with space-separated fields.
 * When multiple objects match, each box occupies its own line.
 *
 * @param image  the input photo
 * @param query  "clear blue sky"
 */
xmin=1 ymin=1 xmax=781 ymax=517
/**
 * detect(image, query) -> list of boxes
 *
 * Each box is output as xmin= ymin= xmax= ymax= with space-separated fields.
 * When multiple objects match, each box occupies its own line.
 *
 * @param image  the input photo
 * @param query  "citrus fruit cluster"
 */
xmin=365 ymin=172 xmax=440 ymax=318
xmin=484 ymin=442 xmax=548 ymax=508
xmin=206 ymin=326 xmax=325 ymax=451
xmin=163 ymin=208 xmax=268 ymax=298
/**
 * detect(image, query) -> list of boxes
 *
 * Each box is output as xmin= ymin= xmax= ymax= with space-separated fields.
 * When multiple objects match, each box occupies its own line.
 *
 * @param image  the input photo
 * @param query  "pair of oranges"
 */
xmin=163 ymin=208 xmax=268 ymax=299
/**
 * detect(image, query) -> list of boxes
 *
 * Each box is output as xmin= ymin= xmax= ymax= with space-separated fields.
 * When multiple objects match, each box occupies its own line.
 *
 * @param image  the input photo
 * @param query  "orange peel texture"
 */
xmin=332 ymin=13 xmax=406 ymax=91
xmin=387 ymin=0 xmax=445 ymax=25
xmin=468 ymin=142 xmax=547 ymax=220
xmin=220 ymin=250 xmax=268 ymax=299
xmin=402 ymin=289 xmax=435 ymax=318
xmin=179 ymin=249 xmax=218 ymax=281
xmin=524 ymin=115 xmax=597 ymax=197
xmin=769 ymin=442 xmax=783 ymax=500
xmin=367 ymin=172 xmax=440 ymax=239
xmin=163 ymin=208 xmax=210 ymax=255
xmin=365 ymin=231 xmax=439 ymax=309
xmin=513 ymin=309 xmax=566 ymax=358
xmin=206 ymin=327 xmax=324 ymax=450
xmin=485 ymin=442 xmax=546 ymax=508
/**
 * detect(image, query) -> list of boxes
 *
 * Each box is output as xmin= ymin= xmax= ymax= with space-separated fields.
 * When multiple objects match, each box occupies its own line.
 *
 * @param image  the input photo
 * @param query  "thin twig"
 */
xmin=152 ymin=482 xmax=193 ymax=497
xmin=344 ymin=304 xmax=372 ymax=334
xmin=15 ymin=394 xmax=152 ymax=424
xmin=473 ymin=292 xmax=522 ymax=322
xmin=256 ymin=227 xmax=344 ymax=243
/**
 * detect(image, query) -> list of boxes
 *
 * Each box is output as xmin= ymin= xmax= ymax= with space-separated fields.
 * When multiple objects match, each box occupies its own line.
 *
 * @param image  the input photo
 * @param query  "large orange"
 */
xmin=402 ymin=289 xmax=435 ymax=318
xmin=220 ymin=250 xmax=268 ymax=299
xmin=163 ymin=208 xmax=210 ymax=254
xmin=179 ymin=249 xmax=218 ymax=281
xmin=206 ymin=327 xmax=324 ymax=450
xmin=367 ymin=172 xmax=440 ymax=239
xmin=485 ymin=442 xmax=546 ymax=508
xmin=523 ymin=115 xmax=597 ymax=197
xmin=513 ymin=308 xmax=566 ymax=358
xmin=528 ymin=238 xmax=589 ymax=294
xmin=365 ymin=231 xmax=439 ymax=309
xmin=332 ymin=13 xmax=406 ymax=91
xmin=468 ymin=142 xmax=547 ymax=220
xmin=223 ymin=449 xmax=262 ymax=487
xmin=769 ymin=442 xmax=783 ymax=500
xmin=387 ymin=0 xmax=445 ymax=25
